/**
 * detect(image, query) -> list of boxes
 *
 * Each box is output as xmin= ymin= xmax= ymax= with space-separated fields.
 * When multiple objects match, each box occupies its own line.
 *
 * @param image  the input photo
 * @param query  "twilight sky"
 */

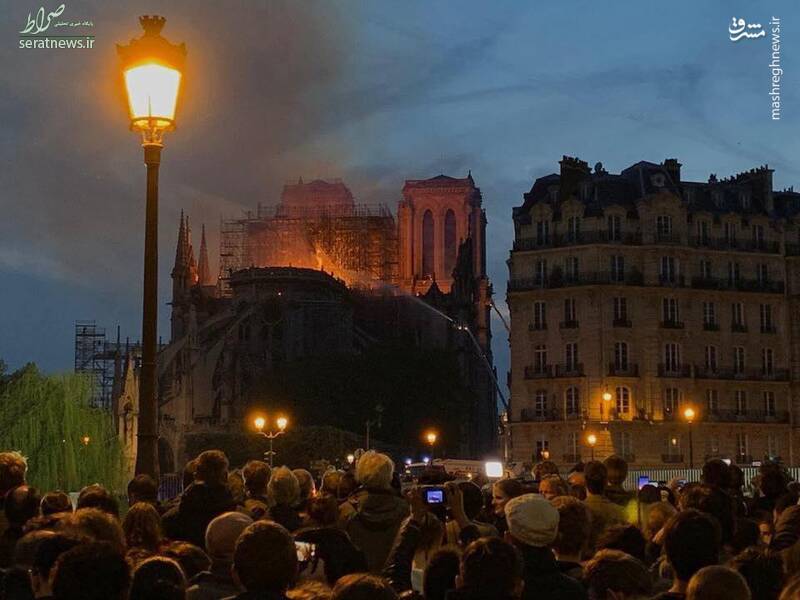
xmin=1 ymin=1 xmax=798 ymax=400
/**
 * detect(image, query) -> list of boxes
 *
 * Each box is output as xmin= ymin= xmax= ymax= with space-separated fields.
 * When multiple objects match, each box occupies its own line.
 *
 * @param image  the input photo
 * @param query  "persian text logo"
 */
xmin=18 ymin=4 xmax=95 ymax=50
xmin=728 ymin=17 xmax=766 ymax=42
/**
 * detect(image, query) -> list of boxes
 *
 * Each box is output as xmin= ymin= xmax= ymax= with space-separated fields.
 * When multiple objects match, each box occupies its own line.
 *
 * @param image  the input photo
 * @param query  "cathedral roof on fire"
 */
xmin=515 ymin=157 xmax=800 ymax=221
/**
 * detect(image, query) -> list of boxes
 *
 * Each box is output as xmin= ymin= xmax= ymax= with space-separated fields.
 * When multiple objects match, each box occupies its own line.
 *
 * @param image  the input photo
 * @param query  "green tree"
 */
xmin=0 ymin=365 xmax=125 ymax=492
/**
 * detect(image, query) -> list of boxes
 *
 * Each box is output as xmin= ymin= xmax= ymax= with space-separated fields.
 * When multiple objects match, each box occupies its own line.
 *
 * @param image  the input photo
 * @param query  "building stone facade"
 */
xmin=507 ymin=157 xmax=800 ymax=467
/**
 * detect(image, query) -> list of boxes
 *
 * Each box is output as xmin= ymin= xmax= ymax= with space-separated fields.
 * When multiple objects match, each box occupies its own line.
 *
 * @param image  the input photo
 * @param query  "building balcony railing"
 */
xmin=524 ymin=365 xmax=552 ymax=379
xmin=761 ymin=325 xmax=778 ymax=334
xmin=608 ymin=363 xmax=639 ymax=377
xmin=659 ymin=320 xmax=684 ymax=329
xmin=662 ymin=454 xmax=684 ymax=464
xmin=508 ymin=271 xmax=645 ymax=291
xmin=693 ymin=366 xmax=789 ymax=381
xmin=653 ymin=232 xmax=683 ymax=245
xmin=703 ymin=322 xmax=720 ymax=331
xmin=519 ymin=408 xmax=587 ymax=422
xmin=612 ymin=318 xmax=632 ymax=328
xmin=691 ymin=277 xmax=785 ymax=294
xmin=705 ymin=409 xmax=790 ymax=423
xmin=513 ymin=231 xmax=643 ymax=251
xmin=689 ymin=236 xmax=781 ymax=254
xmin=658 ymin=274 xmax=686 ymax=287
xmin=658 ymin=363 xmax=693 ymax=378
xmin=554 ymin=363 xmax=585 ymax=377
xmin=731 ymin=323 xmax=748 ymax=333
xmin=560 ymin=320 xmax=579 ymax=329
xmin=528 ymin=323 xmax=547 ymax=332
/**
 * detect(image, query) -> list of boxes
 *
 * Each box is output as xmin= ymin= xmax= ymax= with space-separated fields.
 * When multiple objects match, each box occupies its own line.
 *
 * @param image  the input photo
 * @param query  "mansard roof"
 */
xmin=403 ymin=172 xmax=476 ymax=191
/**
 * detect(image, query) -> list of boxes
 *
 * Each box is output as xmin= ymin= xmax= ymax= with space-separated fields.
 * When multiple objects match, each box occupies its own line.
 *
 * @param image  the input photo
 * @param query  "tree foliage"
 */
xmin=0 ymin=364 xmax=125 ymax=492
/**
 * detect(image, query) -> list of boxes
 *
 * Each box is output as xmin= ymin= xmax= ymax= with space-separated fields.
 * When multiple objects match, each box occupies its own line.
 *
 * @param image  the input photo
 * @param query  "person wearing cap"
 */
xmin=504 ymin=493 xmax=587 ymax=600
xmin=186 ymin=511 xmax=253 ymax=600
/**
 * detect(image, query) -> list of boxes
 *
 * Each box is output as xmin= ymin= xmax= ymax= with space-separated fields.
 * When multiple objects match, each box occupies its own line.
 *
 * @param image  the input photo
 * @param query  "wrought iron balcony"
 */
xmin=658 ymin=363 xmax=693 ymax=378
xmin=524 ymin=365 xmax=552 ymax=379
xmin=554 ymin=363 xmax=585 ymax=377
xmin=693 ymin=366 xmax=789 ymax=381
xmin=612 ymin=318 xmax=632 ymax=328
xmin=528 ymin=322 xmax=547 ymax=331
xmin=608 ymin=363 xmax=639 ymax=377
xmin=705 ymin=409 xmax=790 ymax=423
xmin=659 ymin=320 xmax=685 ymax=329
xmin=513 ymin=231 xmax=643 ymax=251
xmin=691 ymin=277 xmax=785 ymax=294
xmin=703 ymin=322 xmax=720 ymax=331
xmin=689 ymin=235 xmax=781 ymax=254
xmin=519 ymin=408 xmax=560 ymax=422
xmin=508 ymin=271 xmax=645 ymax=291
xmin=559 ymin=320 xmax=579 ymax=329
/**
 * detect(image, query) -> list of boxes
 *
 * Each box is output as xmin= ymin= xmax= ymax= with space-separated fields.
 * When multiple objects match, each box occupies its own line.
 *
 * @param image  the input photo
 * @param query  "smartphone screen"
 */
xmin=426 ymin=489 xmax=444 ymax=504
xmin=638 ymin=475 xmax=650 ymax=489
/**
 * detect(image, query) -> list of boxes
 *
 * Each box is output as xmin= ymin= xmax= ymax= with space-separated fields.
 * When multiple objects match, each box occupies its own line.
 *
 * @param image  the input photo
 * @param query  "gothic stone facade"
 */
xmin=507 ymin=157 xmax=800 ymax=467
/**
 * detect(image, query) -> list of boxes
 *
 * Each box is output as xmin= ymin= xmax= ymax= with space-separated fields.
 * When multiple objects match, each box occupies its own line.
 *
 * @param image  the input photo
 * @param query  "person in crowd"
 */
xmin=582 ymin=549 xmax=652 ymax=600
xmin=331 ymin=574 xmax=398 ymax=600
xmin=781 ymin=576 xmax=800 ymax=600
xmin=40 ymin=492 xmax=72 ymax=517
xmin=296 ymin=494 xmax=367 ymax=586
xmin=685 ymin=565 xmax=751 ymax=600
xmin=539 ymin=475 xmax=569 ymax=501
xmin=583 ymin=462 xmax=625 ymax=551
xmin=129 ymin=555 xmax=187 ymax=600
xmin=0 ymin=451 xmax=28 ymax=536
xmin=770 ymin=504 xmax=800 ymax=551
xmin=550 ymin=496 xmax=590 ymax=578
xmin=31 ymin=533 xmax=81 ymax=599
xmin=161 ymin=541 xmax=211 ymax=582
xmin=679 ymin=484 xmax=736 ymax=558
xmin=443 ymin=481 xmax=498 ymax=545
xmin=344 ymin=451 xmax=409 ymax=573
xmin=654 ymin=509 xmax=720 ymax=600
xmin=268 ymin=466 xmax=304 ymax=533
xmin=603 ymin=456 xmax=633 ymax=508
xmin=186 ymin=510 xmax=252 ymax=600
xmin=76 ymin=484 xmax=120 ymax=519
xmin=294 ymin=469 xmax=317 ymax=512
xmin=228 ymin=471 xmax=247 ymax=506
xmin=242 ymin=460 xmax=271 ymax=520
xmin=0 ymin=484 xmax=41 ymax=566
xmin=59 ymin=507 xmax=126 ymax=554
xmin=753 ymin=464 xmax=790 ymax=514
xmin=51 ymin=541 xmax=130 ymax=600
xmin=596 ymin=524 xmax=646 ymax=563
xmin=228 ymin=521 xmax=297 ymax=600
xmin=504 ymin=493 xmax=587 ymax=599
xmin=417 ymin=548 xmax=460 ymax=600
xmin=729 ymin=546 xmax=784 ymax=600
xmin=128 ymin=474 xmax=162 ymax=511
xmin=756 ymin=511 xmax=774 ymax=547
xmin=702 ymin=460 xmax=732 ymax=491
xmin=487 ymin=478 xmax=524 ymax=536
xmin=731 ymin=518 xmax=761 ymax=555
xmin=288 ymin=581 xmax=333 ymax=600
xmin=163 ymin=450 xmax=236 ymax=549
xmin=123 ymin=501 xmax=164 ymax=556
xmin=446 ymin=537 xmax=521 ymax=600
xmin=13 ymin=529 xmax=54 ymax=570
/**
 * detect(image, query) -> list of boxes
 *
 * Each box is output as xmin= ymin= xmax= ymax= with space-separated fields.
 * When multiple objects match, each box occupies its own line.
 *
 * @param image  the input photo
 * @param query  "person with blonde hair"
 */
xmin=344 ymin=451 xmax=408 ymax=573
xmin=268 ymin=466 xmax=303 ymax=532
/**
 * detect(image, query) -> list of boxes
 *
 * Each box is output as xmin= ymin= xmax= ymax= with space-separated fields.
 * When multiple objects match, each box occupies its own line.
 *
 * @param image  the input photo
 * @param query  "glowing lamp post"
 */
xmin=587 ymin=433 xmax=597 ymax=461
xmin=254 ymin=416 xmax=289 ymax=468
xmin=425 ymin=431 xmax=438 ymax=460
xmin=683 ymin=407 xmax=696 ymax=469
xmin=346 ymin=453 xmax=355 ymax=466
xmin=118 ymin=16 xmax=186 ymax=479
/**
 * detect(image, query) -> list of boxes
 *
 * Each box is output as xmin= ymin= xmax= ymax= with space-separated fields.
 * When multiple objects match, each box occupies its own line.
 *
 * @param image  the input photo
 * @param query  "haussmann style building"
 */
xmin=507 ymin=156 xmax=800 ymax=468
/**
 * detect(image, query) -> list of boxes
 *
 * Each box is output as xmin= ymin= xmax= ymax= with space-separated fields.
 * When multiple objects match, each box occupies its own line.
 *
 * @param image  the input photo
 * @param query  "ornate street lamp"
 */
xmin=586 ymin=433 xmax=597 ymax=461
xmin=254 ymin=415 xmax=289 ymax=467
xmin=118 ymin=16 xmax=186 ymax=479
xmin=683 ymin=407 xmax=696 ymax=469
xmin=425 ymin=431 xmax=438 ymax=460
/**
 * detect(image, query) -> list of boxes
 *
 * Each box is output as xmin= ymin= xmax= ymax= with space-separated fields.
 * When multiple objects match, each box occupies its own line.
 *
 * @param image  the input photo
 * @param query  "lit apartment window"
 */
xmin=535 ymin=438 xmax=550 ymax=461
xmin=616 ymin=386 xmax=630 ymax=414
xmin=666 ymin=434 xmax=681 ymax=457
xmin=664 ymin=387 xmax=680 ymax=416
xmin=532 ymin=301 xmax=546 ymax=330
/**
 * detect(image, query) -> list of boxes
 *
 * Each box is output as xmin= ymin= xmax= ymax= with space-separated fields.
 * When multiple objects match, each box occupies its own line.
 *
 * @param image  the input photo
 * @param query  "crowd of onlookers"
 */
xmin=2 ymin=449 xmax=800 ymax=599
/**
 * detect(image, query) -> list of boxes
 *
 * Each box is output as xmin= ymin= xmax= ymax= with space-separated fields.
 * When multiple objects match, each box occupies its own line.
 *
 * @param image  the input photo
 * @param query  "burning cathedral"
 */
xmin=113 ymin=173 xmax=497 ymax=475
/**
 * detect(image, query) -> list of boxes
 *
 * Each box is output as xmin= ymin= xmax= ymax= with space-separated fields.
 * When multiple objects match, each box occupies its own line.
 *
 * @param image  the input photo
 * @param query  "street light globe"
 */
xmin=683 ymin=407 xmax=696 ymax=422
xmin=346 ymin=454 xmax=355 ymax=465
xmin=254 ymin=417 xmax=266 ymax=431
xmin=81 ymin=435 xmax=91 ymax=446
xmin=587 ymin=433 xmax=597 ymax=446
xmin=602 ymin=391 xmax=612 ymax=402
xmin=426 ymin=431 xmax=438 ymax=445
xmin=276 ymin=417 xmax=288 ymax=431
xmin=117 ymin=16 xmax=186 ymax=133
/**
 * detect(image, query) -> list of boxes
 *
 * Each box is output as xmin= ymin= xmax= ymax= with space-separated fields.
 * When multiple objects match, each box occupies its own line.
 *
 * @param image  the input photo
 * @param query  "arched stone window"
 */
xmin=422 ymin=210 xmax=435 ymax=277
xmin=444 ymin=209 xmax=457 ymax=275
